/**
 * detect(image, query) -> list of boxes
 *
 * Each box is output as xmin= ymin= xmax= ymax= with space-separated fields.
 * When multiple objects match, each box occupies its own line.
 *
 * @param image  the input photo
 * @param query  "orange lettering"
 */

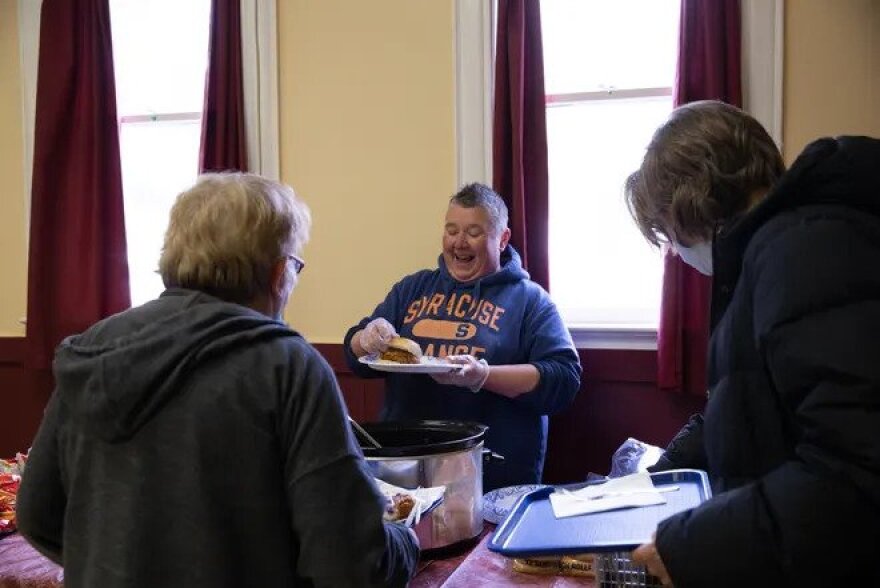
xmin=489 ymin=306 xmax=505 ymax=331
xmin=426 ymin=293 xmax=444 ymax=316
xmin=478 ymin=301 xmax=494 ymax=325
xmin=424 ymin=343 xmax=436 ymax=357
xmin=453 ymin=344 xmax=469 ymax=355
xmin=470 ymin=346 xmax=486 ymax=359
xmin=445 ymin=293 xmax=457 ymax=315
xmin=454 ymin=293 xmax=472 ymax=318
xmin=404 ymin=299 xmax=422 ymax=324
xmin=469 ymin=299 xmax=482 ymax=320
xmin=417 ymin=296 xmax=430 ymax=318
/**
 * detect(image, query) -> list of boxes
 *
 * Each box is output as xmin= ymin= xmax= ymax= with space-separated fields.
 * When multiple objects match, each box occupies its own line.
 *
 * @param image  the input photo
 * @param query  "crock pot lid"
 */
xmin=359 ymin=420 xmax=487 ymax=457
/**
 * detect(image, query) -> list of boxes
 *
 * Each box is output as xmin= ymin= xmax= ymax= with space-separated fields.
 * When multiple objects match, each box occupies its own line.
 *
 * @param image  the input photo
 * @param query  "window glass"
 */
xmin=111 ymin=0 xmax=211 ymax=116
xmin=542 ymin=0 xmax=680 ymax=328
xmin=110 ymin=0 xmax=211 ymax=306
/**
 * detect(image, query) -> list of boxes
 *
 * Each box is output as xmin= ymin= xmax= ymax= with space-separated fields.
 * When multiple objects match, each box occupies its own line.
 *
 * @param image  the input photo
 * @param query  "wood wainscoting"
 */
xmin=0 ymin=338 xmax=54 ymax=456
xmin=2 ymin=340 xmax=704 ymax=483
xmin=314 ymin=344 xmax=705 ymax=484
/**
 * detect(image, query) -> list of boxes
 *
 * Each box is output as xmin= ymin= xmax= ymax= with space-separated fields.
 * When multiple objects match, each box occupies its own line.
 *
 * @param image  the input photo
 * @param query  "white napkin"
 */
xmin=375 ymin=479 xmax=446 ymax=526
xmin=549 ymin=472 xmax=670 ymax=519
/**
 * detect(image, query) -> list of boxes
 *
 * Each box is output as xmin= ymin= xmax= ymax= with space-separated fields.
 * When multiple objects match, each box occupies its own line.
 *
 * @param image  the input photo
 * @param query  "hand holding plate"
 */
xmin=431 ymin=355 xmax=490 ymax=392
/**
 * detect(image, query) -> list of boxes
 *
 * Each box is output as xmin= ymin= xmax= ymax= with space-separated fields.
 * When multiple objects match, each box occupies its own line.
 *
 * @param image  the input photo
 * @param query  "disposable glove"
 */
xmin=431 ymin=355 xmax=490 ymax=393
xmin=358 ymin=318 xmax=397 ymax=355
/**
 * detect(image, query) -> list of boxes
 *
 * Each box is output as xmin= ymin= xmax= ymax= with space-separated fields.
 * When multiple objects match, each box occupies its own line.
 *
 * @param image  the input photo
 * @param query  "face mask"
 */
xmin=673 ymin=241 xmax=713 ymax=276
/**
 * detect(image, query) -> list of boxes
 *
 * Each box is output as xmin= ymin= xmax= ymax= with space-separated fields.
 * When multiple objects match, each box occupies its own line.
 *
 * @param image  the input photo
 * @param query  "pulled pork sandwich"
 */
xmin=380 ymin=337 xmax=423 ymax=365
xmin=384 ymin=493 xmax=417 ymax=522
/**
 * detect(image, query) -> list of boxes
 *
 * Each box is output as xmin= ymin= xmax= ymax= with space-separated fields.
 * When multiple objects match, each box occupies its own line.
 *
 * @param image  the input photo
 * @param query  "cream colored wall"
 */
xmin=2 ymin=1 xmax=879 ymax=342
xmin=0 ymin=0 xmax=27 ymax=337
xmin=783 ymin=0 xmax=880 ymax=164
xmin=277 ymin=0 xmax=456 ymax=343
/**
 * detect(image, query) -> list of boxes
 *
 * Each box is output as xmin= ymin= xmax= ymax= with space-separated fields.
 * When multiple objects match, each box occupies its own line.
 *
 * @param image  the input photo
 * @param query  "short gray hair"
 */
xmin=159 ymin=172 xmax=311 ymax=304
xmin=449 ymin=183 xmax=509 ymax=234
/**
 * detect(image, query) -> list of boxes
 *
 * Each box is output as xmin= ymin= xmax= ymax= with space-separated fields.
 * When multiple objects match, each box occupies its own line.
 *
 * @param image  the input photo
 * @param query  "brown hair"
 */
xmin=159 ymin=173 xmax=311 ymax=304
xmin=625 ymin=100 xmax=785 ymax=246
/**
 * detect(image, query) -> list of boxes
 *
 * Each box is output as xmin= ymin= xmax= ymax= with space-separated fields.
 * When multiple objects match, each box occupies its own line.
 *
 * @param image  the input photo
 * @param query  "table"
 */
xmin=0 ymin=533 xmax=63 ymax=588
xmin=1 ymin=529 xmax=599 ymax=588
xmin=413 ymin=524 xmax=596 ymax=587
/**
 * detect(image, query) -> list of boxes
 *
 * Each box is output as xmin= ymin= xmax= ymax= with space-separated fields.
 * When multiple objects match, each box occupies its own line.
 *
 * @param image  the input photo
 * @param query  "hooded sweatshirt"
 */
xmin=344 ymin=246 xmax=581 ymax=490
xmin=17 ymin=289 xmax=418 ymax=588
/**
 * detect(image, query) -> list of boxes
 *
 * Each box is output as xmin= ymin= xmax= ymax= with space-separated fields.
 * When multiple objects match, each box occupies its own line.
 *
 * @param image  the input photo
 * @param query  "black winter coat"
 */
xmin=653 ymin=137 xmax=880 ymax=588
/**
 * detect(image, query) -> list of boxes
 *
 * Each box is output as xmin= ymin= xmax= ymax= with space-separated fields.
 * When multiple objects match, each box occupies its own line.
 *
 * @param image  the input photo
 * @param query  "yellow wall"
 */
xmin=1 ymin=1 xmax=879 ymax=342
xmin=783 ymin=0 xmax=880 ymax=163
xmin=0 ymin=0 xmax=26 ymax=337
xmin=278 ymin=0 xmax=456 ymax=342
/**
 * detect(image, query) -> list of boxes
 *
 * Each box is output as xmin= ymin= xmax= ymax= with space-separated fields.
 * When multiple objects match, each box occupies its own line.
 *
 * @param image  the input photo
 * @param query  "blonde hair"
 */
xmin=159 ymin=173 xmax=311 ymax=304
xmin=625 ymin=100 xmax=785 ymax=246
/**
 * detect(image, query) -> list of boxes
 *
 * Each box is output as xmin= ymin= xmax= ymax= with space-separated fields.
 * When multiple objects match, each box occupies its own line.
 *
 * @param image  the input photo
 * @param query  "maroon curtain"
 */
xmin=26 ymin=0 xmax=130 ymax=370
xmin=199 ymin=0 xmax=248 ymax=173
xmin=493 ymin=0 xmax=550 ymax=290
xmin=658 ymin=0 xmax=742 ymax=396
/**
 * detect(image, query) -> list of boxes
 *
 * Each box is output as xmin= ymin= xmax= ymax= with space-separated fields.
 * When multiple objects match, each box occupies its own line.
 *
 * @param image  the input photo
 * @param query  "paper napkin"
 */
xmin=549 ymin=472 xmax=670 ymax=519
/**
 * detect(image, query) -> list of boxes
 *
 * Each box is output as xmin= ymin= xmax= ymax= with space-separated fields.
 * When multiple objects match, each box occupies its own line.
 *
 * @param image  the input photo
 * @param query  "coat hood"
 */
xmin=53 ymin=289 xmax=295 ymax=442
xmin=725 ymin=136 xmax=880 ymax=246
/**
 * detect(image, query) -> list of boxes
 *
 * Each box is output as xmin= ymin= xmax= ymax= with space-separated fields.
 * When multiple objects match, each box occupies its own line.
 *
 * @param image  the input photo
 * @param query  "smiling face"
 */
xmin=442 ymin=204 xmax=511 ymax=282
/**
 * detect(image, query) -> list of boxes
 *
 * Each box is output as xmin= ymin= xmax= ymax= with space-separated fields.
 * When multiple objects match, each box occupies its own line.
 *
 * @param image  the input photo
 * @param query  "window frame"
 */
xmin=454 ymin=0 xmax=784 ymax=350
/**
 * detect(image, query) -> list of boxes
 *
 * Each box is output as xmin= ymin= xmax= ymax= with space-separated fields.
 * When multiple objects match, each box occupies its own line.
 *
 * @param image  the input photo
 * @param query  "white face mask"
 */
xmin=673 ymin=241 xmax=713 ymax=276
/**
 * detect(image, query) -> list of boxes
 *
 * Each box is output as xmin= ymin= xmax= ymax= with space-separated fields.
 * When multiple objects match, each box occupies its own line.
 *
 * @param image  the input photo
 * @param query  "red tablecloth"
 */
xmin=0 ymin=533 xmax=63 ymax=588
xmin=412 ymin=524 xmax=595 ymax=587
xmin=0 ymin=527 xmax=598 ymax=588
xmin=437 ymin=531 xmax=594 ymax=587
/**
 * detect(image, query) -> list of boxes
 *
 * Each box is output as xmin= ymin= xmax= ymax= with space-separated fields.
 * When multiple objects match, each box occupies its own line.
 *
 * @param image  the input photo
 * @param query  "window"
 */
xmin=110 ymin=0 xmax=212 ymax=306
xmin=541 ymin=0 xmax=680 ymax=331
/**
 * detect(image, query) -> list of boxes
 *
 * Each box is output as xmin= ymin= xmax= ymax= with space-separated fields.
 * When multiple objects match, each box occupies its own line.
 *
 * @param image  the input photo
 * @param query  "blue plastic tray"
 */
xmin=488 ymin=469 xmax=711 ymax=557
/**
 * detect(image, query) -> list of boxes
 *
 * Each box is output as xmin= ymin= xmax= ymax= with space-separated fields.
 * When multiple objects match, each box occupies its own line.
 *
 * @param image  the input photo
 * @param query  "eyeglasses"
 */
xmin=286 ymin=254 xmax=306 ymax=275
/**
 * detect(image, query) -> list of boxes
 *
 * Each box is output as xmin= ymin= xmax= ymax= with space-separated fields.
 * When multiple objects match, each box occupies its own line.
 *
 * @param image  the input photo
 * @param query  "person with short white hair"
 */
xmin=18 ymin=173 xmax=419 ymax=588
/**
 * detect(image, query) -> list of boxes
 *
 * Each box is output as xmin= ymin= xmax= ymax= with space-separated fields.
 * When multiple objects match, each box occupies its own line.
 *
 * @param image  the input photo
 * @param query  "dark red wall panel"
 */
xmin=0 ymin=338 xmax=54 ymax=456
xmin=2 ymin=340 xmax=704 ymax=481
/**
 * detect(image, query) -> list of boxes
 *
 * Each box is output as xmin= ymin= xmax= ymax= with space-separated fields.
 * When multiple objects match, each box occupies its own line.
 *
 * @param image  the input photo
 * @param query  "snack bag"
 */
xmin=0 ymin=452 xmax=28 ymax=535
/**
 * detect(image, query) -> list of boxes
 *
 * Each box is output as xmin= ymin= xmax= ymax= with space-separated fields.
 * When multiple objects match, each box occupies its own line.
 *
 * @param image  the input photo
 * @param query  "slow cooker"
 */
xmin=360 ymin=420 xmax=503 ymax=550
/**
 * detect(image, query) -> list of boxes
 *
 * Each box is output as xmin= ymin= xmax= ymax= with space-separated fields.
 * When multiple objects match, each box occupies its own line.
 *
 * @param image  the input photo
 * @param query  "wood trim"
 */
xmin=0 ymin=337 xmax=25 ymax=365
xmin=312 ymin=343 xmax=352 ymax=374
xmin=313 ymin=342 xmax=658 ymax=385
xmin=579 ymin=348 xmax=657 ymax=384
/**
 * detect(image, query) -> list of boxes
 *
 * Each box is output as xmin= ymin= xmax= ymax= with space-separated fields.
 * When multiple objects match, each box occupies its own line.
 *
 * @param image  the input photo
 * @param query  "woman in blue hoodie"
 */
xmin=344 ymin=183 xmax=581 ymax=491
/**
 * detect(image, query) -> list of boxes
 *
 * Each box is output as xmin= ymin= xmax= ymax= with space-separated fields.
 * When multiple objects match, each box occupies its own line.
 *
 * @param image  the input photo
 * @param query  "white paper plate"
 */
xmin=482 ymin=484 xmax=548 ymax=524
xmin=359 ymin=354 xmax=463 ymax=374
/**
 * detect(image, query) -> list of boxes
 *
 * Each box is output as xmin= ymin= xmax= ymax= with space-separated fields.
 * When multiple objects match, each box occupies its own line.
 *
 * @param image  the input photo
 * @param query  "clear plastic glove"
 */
xmin=430 ymin=355 xmax=490 ymax=393
xmin=358 ymin=318 xmax=397 ymax=355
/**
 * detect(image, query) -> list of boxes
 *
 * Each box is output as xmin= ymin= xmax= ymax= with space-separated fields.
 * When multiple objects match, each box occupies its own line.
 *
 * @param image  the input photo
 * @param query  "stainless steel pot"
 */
xmin=360 ymin=420 xmax=498 ymax=550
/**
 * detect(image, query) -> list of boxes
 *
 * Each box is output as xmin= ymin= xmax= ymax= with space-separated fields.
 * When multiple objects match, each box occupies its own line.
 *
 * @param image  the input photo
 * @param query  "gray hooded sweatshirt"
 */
xmin=17 ymin=289 xmax=418 ymax=588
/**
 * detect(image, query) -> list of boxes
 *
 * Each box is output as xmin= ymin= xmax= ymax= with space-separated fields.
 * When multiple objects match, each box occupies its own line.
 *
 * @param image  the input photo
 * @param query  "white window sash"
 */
xmin=240 ymin=0 xmax=279 ymax=179
xmin=17 ymin=0 xmax=41 ymax=246
xmin=454 ymin=0 xmax=784 ymax=349
xmin=741 ymin=0 xmax=784 ymax=149
xmin=454 ymin=0 xmax=494 ymax=187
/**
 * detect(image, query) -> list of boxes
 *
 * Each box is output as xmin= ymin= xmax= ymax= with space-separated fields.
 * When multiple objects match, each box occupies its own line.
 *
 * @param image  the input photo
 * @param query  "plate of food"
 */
xmin=376 ymin=478 xmax=445 ymax=527
xmin=482 ymin=484 xmax=548 ymax=524
xmin=359 ymin=337 xmax=463 ymax=374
